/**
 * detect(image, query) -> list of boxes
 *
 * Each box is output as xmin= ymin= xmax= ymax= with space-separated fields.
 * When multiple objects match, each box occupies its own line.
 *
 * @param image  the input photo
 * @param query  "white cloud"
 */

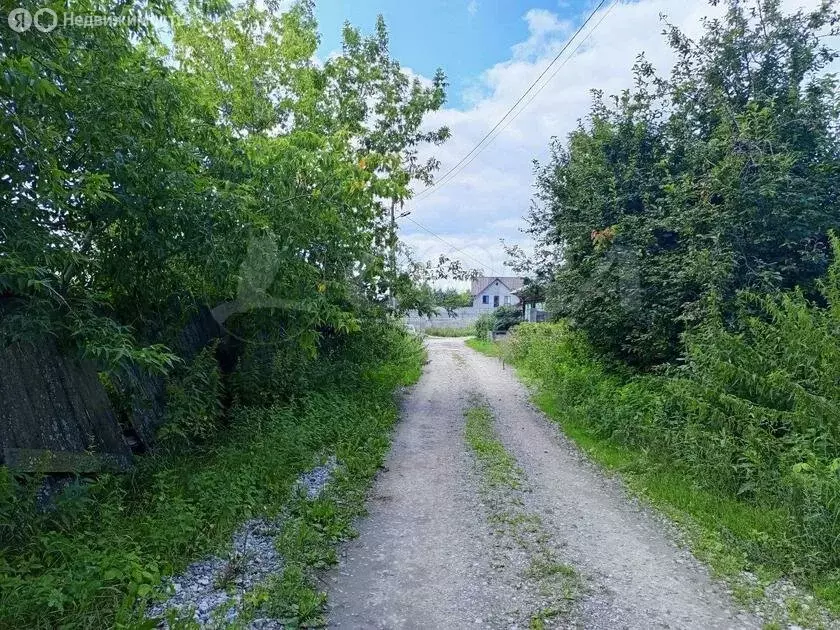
xmin=512 ymin=9 xmax=571 ymax=59
xmin=400 ymin=0 xmax=834 ymax=283
xmin=467 ymin=0 xmax=479 ymax=17
xmin=401 ymin=65 xmax=434 ymax=89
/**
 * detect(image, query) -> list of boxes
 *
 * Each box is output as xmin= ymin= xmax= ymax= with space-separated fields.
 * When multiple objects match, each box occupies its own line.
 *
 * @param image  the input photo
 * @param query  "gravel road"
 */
xmin=326 ymin=337 xmax=759 ymax=629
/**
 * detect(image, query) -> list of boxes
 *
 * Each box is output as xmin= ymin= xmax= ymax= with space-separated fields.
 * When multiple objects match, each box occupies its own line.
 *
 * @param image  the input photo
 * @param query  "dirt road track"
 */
xmin=327 ymin=337 xmax=757 ymax=629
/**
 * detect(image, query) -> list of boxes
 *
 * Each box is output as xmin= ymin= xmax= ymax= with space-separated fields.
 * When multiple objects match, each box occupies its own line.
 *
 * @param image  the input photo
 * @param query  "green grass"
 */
xmin=466 ymin=335 xmax=840 ymax=622
xmin=530 ymin=388 xmax=789 ymax=574
xmin=0 ymin=327 xmax=424 ymax=629
xmin=423 ymin=326 xmax=475 ymax=337
xmin=463 ymin=399 xmax=579 ymax=625
xmin=464 ymin=403 xmax=522 ymax=490
xmin=465 ymin=337 xmax=502 ymax=357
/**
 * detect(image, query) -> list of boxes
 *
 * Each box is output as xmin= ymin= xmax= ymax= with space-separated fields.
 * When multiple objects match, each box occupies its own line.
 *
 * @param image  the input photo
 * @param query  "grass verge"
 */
xmin=465 ymin=337 xmax=502 ymax=357
xmin=466 ymin=336 xmax=837 ymax=627
xmin=423 ymin=326 xmax=475 ymax=337
xmin=464 ymin=399 xmax=579 ymax=627
xmin=0 ymin=326 xmax=424 ymax=629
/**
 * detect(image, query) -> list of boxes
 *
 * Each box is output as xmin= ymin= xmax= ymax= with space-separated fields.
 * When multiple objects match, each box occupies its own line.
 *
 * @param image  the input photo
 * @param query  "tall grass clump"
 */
xmin=423 ymin=326 xmax=475 ymax=337
xmin=0 ymin=324 xmax=423 ymax=629
xmin=506 ymin=241 xmax=840 ymax=585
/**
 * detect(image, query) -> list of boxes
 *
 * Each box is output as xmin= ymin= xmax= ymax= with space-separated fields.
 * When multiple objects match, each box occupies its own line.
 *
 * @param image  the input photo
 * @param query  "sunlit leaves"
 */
xmin=528 ymin=0 xmax=840 ymax=366
xmin=2 ymin=0 xmax=448 ymax=367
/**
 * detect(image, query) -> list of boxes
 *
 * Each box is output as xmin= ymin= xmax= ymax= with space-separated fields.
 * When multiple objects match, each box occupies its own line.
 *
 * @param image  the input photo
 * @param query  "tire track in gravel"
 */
xmin=327 ymin=337 xmax=760 ymax=629
xmin=459 ymin=338 xmax=760 ymax=630
xmin=326 ymin=340 xmax=519 ymax=628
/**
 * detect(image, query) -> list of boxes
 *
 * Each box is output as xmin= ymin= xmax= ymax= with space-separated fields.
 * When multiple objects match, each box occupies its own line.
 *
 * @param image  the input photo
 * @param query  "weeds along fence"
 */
xmin=0 ymin=307 xmax=223 ymax=473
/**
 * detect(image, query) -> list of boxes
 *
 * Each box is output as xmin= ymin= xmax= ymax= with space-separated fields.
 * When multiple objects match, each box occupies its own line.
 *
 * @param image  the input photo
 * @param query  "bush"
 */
xmin=526 ymin=2 xmax=840 ymax=367
xmin=159 ymin=342 xmax=223 ymax=443
xmin=474 ymin=313 xmax=495 ymax=339
xmin=506 ymin=262 xmax=840 ymax=577
xmin=666 ymin=263 xmax=840 ymax=568
xmin=0 ymin=324 xmax=423 ymax=629
xmin=474 ymin=306 xmax=523 ymax=339
xmin=493 ymin=305 xmax=522 ymax=332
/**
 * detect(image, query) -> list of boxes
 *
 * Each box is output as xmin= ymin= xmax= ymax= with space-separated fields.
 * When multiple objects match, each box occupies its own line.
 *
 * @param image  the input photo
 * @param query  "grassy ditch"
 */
xmin=0 ymin=325 xmax=423 ymax=629
xmin=466 ymin=327 xmax=839 ymax=627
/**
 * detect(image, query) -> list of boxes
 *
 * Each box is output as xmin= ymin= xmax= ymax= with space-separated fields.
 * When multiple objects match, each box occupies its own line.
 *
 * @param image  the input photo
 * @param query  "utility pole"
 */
xmin=389 ymin=199 xmax=397 ymax=311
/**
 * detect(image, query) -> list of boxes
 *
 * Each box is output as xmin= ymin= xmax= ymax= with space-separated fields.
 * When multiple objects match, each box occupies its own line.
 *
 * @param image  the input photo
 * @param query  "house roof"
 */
xmin=470 ymin=276 xmax=525 ymax=296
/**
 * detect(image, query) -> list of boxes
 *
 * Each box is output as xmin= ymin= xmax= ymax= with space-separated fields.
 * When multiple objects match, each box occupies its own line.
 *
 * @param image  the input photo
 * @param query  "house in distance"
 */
xmin=471 ymin=276 xmax=525 ymax=309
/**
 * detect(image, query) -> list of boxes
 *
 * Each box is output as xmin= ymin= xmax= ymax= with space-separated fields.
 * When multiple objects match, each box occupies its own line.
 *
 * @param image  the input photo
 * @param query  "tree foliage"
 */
xmin=432 ymin=287 xmax=472 ymax=312
xmin=503 ymin=236 xmax=840 ymax=576
xmin=1 ymin=0 xmax=449 ymax=368
xmin=475 ymin=305 xmax=522 ymax=339
xmin=527 ymin=0 xmax=840 ymax=366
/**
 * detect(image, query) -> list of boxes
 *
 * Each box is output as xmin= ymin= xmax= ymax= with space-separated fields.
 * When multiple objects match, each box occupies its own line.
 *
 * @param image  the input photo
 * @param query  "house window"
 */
xmin=493 ymin=295 xmax=499 ymax=307
xmin=482 ymin=295 xmax=489 ymax=304
xmin=504 ymin=295 xmax=510 ymax=305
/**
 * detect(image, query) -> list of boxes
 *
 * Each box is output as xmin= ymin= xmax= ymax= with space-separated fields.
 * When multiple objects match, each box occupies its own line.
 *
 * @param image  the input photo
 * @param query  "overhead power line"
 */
xmin=414 ymin=0 xmax=615 ymax=202
xmin=404 ymin=216 xmax=496 ymax=275
xmin=401 ymin=0 xmax=618 ymax=277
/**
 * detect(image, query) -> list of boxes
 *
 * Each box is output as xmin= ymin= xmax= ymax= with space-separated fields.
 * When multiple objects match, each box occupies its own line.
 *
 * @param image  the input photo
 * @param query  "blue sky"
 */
xmin=312 ymin=1 xmax=828 ymax=285
xmin=311 ymin=0 xmax=708 ymax=281
xmin=315 ymin=0 xmax=593 ymax=110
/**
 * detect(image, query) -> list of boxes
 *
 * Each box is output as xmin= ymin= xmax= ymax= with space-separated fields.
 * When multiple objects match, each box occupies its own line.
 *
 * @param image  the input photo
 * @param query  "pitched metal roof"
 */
xmin=470 ymin=276 xmax=525 ymax=296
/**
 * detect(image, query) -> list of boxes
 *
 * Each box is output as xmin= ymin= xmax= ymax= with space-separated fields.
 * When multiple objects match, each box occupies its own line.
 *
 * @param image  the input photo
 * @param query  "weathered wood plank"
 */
xmin=0 ymin=338 xmax=132 ymax=465
xmin=0 ymin=306 xmax=225 ymax=465
xmin=4 ymin=448 xmax=132 ymax=473
xmin=118 ymin=306 xmax=223 ymax=451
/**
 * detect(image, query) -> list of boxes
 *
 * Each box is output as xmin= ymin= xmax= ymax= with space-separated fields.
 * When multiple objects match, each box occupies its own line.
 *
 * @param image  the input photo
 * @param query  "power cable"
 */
xmin=414 ymin=0 xmax=616 ymax=201
xmin=404 ymin=216 xmax=496 ymax=275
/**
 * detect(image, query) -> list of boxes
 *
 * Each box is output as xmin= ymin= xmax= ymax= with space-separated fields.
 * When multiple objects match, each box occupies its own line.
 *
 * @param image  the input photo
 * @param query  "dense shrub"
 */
xmin=0 ymin=324 xmax=423 ymax=629
xmin=475 ymin=306 xmax=523 ymax=339
xmin=526 ymin=0 xmax=840 ymax=366
xmin=2 ymin=0 xmax=449 ymax=373
xmin=494 ymin=305 xmax=523 ymax=332
xmin=474 ymin=313 xmax=495 ymax=339
xmin=506 ymin=253 xmax=840 ymax=574
xmin=159 ymin=342 xmax=224 ymax=443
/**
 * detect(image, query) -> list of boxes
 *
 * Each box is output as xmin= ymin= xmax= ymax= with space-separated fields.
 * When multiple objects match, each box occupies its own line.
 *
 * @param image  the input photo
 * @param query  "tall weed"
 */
xmin=506 ymin=254 xmax=840 ymax=577
xmin=0 ymin=324 xmax=423 ymax=629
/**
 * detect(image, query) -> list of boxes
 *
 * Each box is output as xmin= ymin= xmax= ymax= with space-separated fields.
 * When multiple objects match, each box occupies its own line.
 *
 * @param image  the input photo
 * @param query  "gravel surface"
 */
xmin=327 ymin=337 xmax=761 ymax=629
xmin=460 ymin=339 xmax=760 ymax=629
xmin=326 ymin=342 xmax=518 ymax=628
xmin=147 ymin=456 xmax=338 ymax=627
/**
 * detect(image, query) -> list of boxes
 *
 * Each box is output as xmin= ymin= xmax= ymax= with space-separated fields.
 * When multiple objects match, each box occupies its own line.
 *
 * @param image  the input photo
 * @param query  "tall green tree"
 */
xmin=528 ymin=0 xmax=840 ymax=366
xmin=1 ymin=0 xmax=450 ymax=367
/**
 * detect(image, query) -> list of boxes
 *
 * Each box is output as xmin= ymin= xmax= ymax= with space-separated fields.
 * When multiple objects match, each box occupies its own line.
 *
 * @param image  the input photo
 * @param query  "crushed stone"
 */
xmin=146 ymin=456 xmax=338 ymax=627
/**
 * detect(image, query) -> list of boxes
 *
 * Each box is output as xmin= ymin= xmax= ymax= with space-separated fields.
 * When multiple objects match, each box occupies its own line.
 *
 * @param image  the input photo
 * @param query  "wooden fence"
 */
xmin=0 ymin=307 xmax=223 ymax=472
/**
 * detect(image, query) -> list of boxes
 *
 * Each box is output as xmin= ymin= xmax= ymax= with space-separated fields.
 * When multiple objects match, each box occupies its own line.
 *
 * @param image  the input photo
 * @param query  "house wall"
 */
xmin=525 ymin=302 xmax=547 ymax=323
xmin=472 ymin=279 xmax=520 ymax=309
